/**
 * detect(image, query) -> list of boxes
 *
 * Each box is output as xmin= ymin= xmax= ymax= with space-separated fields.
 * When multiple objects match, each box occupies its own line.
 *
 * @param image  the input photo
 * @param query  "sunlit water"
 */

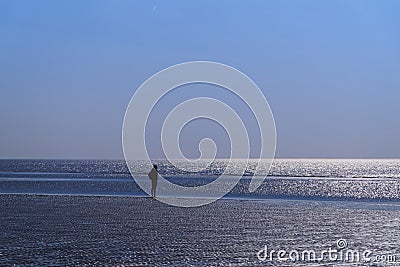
xmin=1 ymin=159 xmax=400 ymax=201
xmin=1 ymin=159 xmax=400 ymax=266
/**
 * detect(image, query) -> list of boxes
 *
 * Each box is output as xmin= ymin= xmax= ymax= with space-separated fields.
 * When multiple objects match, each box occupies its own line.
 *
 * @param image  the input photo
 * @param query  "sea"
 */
xmin=1 ymin=159 xmax=400 ymax=266
xmin=1 ymin=158 xmax=400 ymax=202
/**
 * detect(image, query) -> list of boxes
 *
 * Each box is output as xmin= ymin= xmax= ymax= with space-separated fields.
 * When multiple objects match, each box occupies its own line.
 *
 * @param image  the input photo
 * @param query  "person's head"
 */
xmin=153 ymin=164 xmax=157 ymax=170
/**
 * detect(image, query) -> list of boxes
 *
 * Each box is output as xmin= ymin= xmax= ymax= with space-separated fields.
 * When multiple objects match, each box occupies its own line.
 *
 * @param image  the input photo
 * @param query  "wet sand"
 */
xmin=0 ymin=194 xmax=399 ymax=266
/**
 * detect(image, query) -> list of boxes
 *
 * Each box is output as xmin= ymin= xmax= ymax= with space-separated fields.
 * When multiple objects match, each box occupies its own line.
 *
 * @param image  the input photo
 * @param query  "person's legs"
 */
xmin=151 ymin=182 xmax=156 ymax=198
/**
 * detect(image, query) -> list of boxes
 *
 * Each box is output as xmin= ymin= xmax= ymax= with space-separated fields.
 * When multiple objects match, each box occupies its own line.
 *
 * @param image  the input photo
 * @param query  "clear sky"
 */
xmin=1 ymin=0 xmax=399 ymax=159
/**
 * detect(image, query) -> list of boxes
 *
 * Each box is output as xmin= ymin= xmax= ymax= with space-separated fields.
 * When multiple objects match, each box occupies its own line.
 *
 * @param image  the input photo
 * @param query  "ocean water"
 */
xmin=1 ymin=195 xmax=400 ymax=266
xmin=1 ymin=160 xmax=400 ymax=266
xmin=1 ymin=159 xmax=400 ymax=202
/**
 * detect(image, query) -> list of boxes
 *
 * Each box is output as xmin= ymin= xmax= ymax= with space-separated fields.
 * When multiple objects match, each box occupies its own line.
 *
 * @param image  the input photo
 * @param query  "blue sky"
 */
xmin=1 ymin=0 xmax=399 ymax=159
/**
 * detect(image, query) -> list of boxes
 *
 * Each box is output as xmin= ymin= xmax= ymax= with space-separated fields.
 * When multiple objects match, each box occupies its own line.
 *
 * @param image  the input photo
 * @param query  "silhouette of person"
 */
xmin=148 ymin=164 xmax=158 ymax=198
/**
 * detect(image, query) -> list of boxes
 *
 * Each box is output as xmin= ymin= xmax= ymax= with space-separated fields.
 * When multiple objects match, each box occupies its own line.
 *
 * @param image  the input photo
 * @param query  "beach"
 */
xmin=1 ymin=194 xmax=399 ymax=266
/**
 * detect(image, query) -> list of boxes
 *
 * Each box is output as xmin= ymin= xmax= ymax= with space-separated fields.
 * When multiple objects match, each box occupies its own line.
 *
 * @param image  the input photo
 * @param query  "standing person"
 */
xmin=148 ymin=164 xmax=158 ymax=198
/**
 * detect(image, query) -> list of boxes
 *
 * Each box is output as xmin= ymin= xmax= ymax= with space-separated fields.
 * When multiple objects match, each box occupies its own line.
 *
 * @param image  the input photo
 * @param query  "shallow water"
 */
xmin=1 ymin=159 xmax=400 ymax=178
xmin=0 ymin=195 xmax=399 ymax=266
xmin=1 ymin=159 xmax=400 ymax=202
xmin=1 ymin=159 xmax=400 ymax=266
